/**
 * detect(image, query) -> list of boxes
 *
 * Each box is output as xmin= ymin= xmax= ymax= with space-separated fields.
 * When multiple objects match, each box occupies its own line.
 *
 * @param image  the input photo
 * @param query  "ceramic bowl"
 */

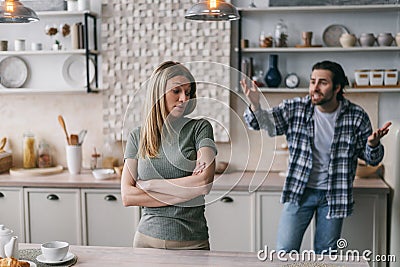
xmin=92 ymin=168 xmax=115 ymax=180
xmin=41 ymin=241 xmax=69 ymax=261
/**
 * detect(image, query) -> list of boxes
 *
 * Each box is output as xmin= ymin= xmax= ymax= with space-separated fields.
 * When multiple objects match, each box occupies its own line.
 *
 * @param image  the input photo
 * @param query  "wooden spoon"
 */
xmin=58 ymin=115 xmax=70 ymax=145
xmin=70 ymin=134 xmax=79 ymax=145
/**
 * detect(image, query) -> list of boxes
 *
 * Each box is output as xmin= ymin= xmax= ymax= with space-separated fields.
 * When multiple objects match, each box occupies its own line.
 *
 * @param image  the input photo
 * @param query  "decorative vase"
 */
xmin=264 ymin=54 xmax=282 ymax=87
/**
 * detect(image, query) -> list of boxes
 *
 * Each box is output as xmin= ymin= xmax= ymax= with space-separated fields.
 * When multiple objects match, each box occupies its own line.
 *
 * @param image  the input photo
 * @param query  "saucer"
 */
xmin=36 ymin=252 xmax=75 ymax=264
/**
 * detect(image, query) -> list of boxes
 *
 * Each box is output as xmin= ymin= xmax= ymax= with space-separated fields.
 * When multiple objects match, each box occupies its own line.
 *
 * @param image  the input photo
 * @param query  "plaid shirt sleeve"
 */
xmin=243 ymin=106 xmax=277 ymax=136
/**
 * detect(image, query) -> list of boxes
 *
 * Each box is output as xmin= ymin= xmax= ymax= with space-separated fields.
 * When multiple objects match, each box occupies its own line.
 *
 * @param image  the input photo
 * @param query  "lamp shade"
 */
xmin=0 ymin=0 xmax=39 ymax=23
xmin=185 ymin=1 xmax=240 ymax=21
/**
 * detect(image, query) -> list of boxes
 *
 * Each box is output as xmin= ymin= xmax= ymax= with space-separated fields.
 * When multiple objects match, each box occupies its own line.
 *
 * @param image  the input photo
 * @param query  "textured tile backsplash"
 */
xmin=101 ymin=0 xmax=231 ymax=142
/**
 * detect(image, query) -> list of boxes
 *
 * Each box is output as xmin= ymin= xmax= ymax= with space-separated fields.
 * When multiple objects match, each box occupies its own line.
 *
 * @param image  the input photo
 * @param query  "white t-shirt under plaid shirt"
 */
xmin=244 ymin=95 xmax=384 ymax=218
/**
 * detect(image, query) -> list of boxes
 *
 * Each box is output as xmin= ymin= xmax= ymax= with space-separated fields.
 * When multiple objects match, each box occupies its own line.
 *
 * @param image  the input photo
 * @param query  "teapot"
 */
xmin=0 ymin=225 xmax=18 ymax=258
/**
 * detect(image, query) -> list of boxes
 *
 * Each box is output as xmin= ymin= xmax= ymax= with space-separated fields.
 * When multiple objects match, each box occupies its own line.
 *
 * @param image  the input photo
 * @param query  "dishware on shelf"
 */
xmin=264 ymin=54 xmax=282 ymax=88
xmin=40 ymin=241 xmax=69 ymax=262
xmin=359 ymin=33 xmax=376 ymax=47
xmin=323 ymin=24 xmax=349 ymax=47
xmin=302 ymin=31 xmax=313 ymax=47
xmin=377 ymin=33 xmax=394 ymax=46
xmin=78 ymin=0 xmax=90 ymax=11
xmin=0 ymin=56 xmax=28 ymax=88
xmin=370 ymin=69 xmax=384 ymax=86
xmin=396 ymin=33 xmax=400 ymax=47
xmin=0 ymin=40 xmax=8 ymax=51
xmin=339 ymin=33 xmax=356 ymax=48
xmin=62 ymin=55 xmax=95 ymax=88
xmin=31 ymin=42 xmax=43 ymax=51
xmin=66 ymin=0 xmax=78 ymax=11
xmin=384 ymin=69 xmax=398 ymax=85
xmin=14 ymin=39 xmax=25 ymax=51
xmin=354 ymin=69 xmax=370 ymax=86
xmin=66 ymin=145 xmax=82 ymax=174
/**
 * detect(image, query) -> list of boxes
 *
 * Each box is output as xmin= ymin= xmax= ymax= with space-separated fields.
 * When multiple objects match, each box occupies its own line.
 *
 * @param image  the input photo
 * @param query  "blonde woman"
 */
xmin=121 ymin=61 xmax=217 ymax=250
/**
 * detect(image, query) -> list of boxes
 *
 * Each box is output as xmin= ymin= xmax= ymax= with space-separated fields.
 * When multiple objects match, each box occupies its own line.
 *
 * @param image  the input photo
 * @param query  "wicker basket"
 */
xmin=0 ymin=137 xmax=12 ymax=173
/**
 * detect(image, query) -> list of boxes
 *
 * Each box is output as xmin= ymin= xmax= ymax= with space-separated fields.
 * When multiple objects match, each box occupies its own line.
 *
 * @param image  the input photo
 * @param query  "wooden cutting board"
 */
xmin=10 ymin=165 xmax=64 ymax=177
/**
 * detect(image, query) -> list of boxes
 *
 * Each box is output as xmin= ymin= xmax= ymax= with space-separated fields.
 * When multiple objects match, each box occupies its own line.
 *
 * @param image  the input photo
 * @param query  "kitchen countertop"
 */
xmin=0 ymin=169 xmax=390 ymax=194
xmin=19 ymin=243 xmax=370 ymax=267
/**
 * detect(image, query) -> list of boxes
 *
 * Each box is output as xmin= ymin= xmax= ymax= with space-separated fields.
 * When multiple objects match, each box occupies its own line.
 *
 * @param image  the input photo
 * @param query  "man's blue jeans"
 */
xmin=276 ymin=188 xmax=343 ymax=254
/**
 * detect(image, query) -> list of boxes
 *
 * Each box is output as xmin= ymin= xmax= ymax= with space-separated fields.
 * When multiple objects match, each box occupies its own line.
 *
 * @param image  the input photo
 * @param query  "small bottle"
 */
xmin=90 ymin=147 xmax=101 ymax=170
xmin=23 ymin=131 xmax=36 ymax=169
xmin=38 ymin=140 xmax=52 ymax=168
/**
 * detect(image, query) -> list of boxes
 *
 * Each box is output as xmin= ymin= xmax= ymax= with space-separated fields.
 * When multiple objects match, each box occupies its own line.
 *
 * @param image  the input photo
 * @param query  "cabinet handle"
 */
xmin=220 ymin=196 xmax=233 ymax=203
xmin=104 ymin=195 xmax=117 ymax=201
xmin=0 ymin=192 xmax=4 ymax=198
xmin=46 ymin=194 xmax=59 ymax=201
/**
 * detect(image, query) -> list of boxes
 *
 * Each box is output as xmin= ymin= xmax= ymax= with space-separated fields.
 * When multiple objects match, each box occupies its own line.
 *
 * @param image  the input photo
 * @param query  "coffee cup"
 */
xmin=41 ymin=241 xmax=69 ymax=261
xmin=14 ymin=39 xmax=25 ymax=51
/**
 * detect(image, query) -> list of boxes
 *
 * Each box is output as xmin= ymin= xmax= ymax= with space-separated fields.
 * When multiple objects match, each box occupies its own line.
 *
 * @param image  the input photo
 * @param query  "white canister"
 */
xmin=67 ymin=0 xmax=78 ymax=11
xmin=354 ymin=69 xmax=370 ymax=86
xmin=384 ymin=69 xmax=398 ymax=86
xmin=370 ymin=69 xmax=384 ymax=86
xmin=78 ymin=0 xmax=90 ymax=11
xmin=31 ymin=42 xmax=43 ymax=51
xmin=14 ymin=39 xmax=25 ymax=51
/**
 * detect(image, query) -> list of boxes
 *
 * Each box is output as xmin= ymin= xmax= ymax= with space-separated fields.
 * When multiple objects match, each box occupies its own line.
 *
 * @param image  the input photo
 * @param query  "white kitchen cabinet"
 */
xmin=255 ymin=192 xmax=313 ymax=252
xmin=341 ymin=193 xmax=387 ymax=267
xmin=24 ymin=188 xmax=82 ymax=245
xmin=205 ymin=191 xmax=255 ymax=252
xmin=81 ymin=189 xmax=140 ymax=247
xmin=231 ymin=3 xmax=400 ymax=93
xmin=0 ymin=187 xmax=25 ymax=242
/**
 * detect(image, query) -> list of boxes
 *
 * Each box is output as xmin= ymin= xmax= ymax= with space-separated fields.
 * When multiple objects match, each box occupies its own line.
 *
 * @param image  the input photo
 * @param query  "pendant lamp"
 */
xmin=185 ymin=0 xmax=240 ymax=21
xmin=0 ymin=0 xmax=39 ymax=23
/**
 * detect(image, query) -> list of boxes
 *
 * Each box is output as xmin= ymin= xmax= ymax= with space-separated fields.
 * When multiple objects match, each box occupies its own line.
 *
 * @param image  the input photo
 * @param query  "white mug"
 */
xmin=31 ymin=42 xmax=43 ymax=51
xmin=78 ymin=0 xmax=90 ymax=11
xmin=66 ymin=145 xmax=82 ymax=174
xmin=14 ymin=39 xmax=25 ymax=51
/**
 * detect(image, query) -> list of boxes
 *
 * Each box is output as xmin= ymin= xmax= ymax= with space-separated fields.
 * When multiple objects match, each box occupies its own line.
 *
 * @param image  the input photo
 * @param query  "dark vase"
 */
xmin=264 ymin=54 xmax=282 ymax=87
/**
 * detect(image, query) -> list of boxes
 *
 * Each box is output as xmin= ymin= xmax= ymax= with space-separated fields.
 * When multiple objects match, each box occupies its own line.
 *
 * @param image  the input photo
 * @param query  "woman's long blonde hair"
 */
xmin=138 ymin=61 xmax=197 ymax=158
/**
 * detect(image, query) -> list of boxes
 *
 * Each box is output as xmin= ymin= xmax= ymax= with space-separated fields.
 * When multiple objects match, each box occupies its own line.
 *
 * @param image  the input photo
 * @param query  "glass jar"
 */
xmin=23 ymin=131 xmax=36 ymax=168
xmin=38 ymin=140 xmax=52 ymax=168
xmin=274 ymin=19 xmax=288 ymax=47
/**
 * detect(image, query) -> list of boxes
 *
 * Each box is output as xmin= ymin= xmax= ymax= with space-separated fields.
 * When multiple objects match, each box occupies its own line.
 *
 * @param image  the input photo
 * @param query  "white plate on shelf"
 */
xmin=62 ymin=55 xmax=95 ymax=88
xmin=36 ymin=252 xmax=75 ymax=264
xmin=322 ymin=24 xmax=349 ymax=47
xmin=0 ymin=56 xmax=28 ymax=88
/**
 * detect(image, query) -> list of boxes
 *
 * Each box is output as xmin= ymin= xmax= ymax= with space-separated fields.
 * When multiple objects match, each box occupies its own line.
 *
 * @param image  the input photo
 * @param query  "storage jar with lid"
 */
xmin=23 ymin=131 xmax=36 ymax=168
xmin=38 ymin=140 xmax=52 ymax=168
xmin=274 ymin=19 xmax=288 ymax=47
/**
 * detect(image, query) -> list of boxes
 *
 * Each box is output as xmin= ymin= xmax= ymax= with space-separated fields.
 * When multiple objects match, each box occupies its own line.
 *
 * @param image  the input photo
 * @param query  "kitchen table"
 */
xmin=19 ymin=243 xmax=370 ymax=267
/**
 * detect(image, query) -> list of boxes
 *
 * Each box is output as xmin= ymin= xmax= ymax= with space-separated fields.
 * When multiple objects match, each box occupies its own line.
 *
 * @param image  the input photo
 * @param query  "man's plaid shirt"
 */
xmin=244 ymin=95 xmax=384 ymax=218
